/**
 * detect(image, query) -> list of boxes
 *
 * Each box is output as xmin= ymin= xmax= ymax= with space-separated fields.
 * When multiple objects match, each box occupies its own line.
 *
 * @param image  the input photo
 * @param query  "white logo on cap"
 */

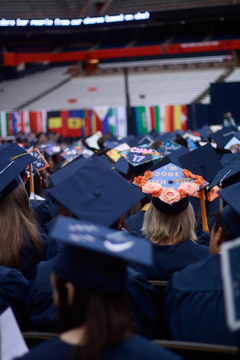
xmin=68 ymin=224 xmax=99 ymax=233
xmin=103 ymin=240 xmax=134 ymax=253
xmin=69 ymin=233 xmax=95 ymax=243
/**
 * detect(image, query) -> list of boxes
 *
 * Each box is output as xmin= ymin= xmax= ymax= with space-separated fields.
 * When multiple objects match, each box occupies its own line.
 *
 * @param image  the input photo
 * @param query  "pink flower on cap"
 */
xmin=142 ymin=182 xmax=162 ymax=194
xmin=160 ymin=187 xmax=181 ymax=204
xmin=179 ymin=182 xmax=199 ymax=195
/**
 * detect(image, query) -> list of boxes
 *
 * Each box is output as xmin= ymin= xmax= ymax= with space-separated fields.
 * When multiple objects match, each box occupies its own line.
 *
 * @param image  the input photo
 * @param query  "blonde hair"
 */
xmin=0 ymin=184 xmax=43 ymax=269
xmin=142 ymin=201 xmax=197 ymax=245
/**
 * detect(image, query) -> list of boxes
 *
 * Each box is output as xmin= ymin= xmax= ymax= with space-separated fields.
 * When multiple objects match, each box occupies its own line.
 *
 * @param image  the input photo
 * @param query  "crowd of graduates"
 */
xmin=1 ymin=122 xmax=240 ymax=359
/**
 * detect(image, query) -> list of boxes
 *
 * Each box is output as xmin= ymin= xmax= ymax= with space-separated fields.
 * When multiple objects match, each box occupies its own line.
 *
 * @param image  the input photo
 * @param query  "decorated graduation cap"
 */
xmin=61 ymin=141 xmax=94 ymax=162
xmin=133 ymin=162 xmax=208 ymax=216
xmin=49 ymin=156 xmax=145 ymax=227
xmin=221 ymin=237 xmax=240 ymax=332
xmin=119 ymin=145 xmax=162 ymax=173
xmin=50 ymin=216 xmax=152 ymax=292
xmin=218 ymin=182 xmax=240 ymax=237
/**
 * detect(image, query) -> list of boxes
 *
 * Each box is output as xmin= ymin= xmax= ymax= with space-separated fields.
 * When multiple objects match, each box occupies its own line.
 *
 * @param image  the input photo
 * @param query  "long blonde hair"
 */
xmin=142 ymin=201 xmax=197 ymax=245
xmin=0 ymin=184 xmax=43 ymax=269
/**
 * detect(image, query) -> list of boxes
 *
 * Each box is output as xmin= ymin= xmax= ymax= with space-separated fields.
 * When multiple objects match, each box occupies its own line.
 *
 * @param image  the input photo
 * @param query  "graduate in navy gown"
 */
xmin=128 ymin=165 xmax=209 ymax=280
xmin=164 ymin=182 xmax=240 ymax=345
xmin=17 ymin=216 xmax=183 ymax=360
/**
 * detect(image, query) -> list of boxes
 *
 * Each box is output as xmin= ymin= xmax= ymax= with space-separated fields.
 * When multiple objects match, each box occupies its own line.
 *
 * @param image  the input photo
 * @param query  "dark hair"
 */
xmin=213 ymin=210 xmax=236 ymax=242
xmin=54 ymin=275 xmax=135 ymax=360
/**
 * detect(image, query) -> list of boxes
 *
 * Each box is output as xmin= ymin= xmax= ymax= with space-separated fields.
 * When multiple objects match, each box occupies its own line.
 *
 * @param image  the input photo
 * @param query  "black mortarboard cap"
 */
xmin=178 ymin=143 xmax=223 ymax=183
xmin=49 ymin=157 xmax=145 ymax=227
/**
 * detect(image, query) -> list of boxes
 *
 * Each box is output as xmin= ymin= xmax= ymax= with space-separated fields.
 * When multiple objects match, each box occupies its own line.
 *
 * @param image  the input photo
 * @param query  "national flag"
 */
xmin=12 ymin=111 xmax=22 ymax=134
xmin=84 ymin=109 xmax=92 ymax=137
xmin=91 ymin=110 xmax=97 ymax=134
xmin=0 ymin=111 xmax=9 ymax=137
xmin=116 ymin=107 xmax=127 ymax=138
xmin=146 ymin=106 xmax=161 ymax=133
xmin=20 ymin=111 xmax=31 ymax=134
xmin=30 ymin=110 xmax=47 ymax=134
xmin=47 ymin=111 xmax=63 ymax=135
xmin=135 ymin=106 xmax=148 ymax=134
xmin=94 ymin=107 xmax=109 ymax=134
xmin=159 ymin=105 xmax=188 ymax=133
xmin=68 ymin=110 xmax=82 ymax=138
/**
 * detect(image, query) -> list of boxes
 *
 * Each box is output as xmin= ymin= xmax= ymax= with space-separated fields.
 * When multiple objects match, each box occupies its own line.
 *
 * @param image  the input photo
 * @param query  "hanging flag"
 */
xmin=0 ymin=111 xmax=9 ymax=137
xmin=181 ymin=105 xmax=188 ymax=131
xmin=135 ymin=106 xmax=148 ymax=134
xmin=47 ymin=111 xmax=63 ymax=134
xmin=20 ymin=111 xmax=31 ymax=134
xmin=84 ymin=109 xmax=92 ymax=137
xmin=68 ymin=110 xmax=82 ymax=138
xmin=94 ymin=106 xmax=109 ymax=134
xmin=12 ymin=111 xmax=22 ymax=134
xmin=146 ymin=105 xmax=161 ymax=133
xmin=30 ymin=110 xmax=47 ymax=134
xmin=109 ymin=107 xmax=127 ymax=137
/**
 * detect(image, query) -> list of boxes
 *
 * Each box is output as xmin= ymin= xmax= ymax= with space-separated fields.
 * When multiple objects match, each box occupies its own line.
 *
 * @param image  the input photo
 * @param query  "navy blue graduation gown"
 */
xmin=20 ymin=227 xmax=61 ymax=280
xmin=0 ymin=266 xmax=29 ymax=330
xmin=125 ymin=210 xmax=145 ymax=238
xmin=27 ymin=259 xmax=160 ymax=339
xmin=17 ymin=335 xmax=183 ymax=360
xmin=31 ymin=200 xmax=55 ymax=228
xmin=164 ymin=254 xmax=240 ymax=345
xmin=129 ymin=239 xmax=209 ymax=280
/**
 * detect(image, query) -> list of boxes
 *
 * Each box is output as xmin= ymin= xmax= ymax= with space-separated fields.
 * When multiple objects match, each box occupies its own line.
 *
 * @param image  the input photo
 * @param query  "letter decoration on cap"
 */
xmin=133 ymin=163 xmax=209 ymax=226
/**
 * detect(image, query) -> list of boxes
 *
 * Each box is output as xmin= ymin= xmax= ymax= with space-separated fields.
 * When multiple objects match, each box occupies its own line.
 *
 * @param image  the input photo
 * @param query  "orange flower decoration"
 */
xmin=178 ymin=189 xmax=188 ymax=198
xmin=144 ymin=170 xmax=153 ymax=179
xmin=182 ymin=169 xmax=193 ymax=178
xmin=134 ymin=176 xmax=148 ymax=188
xmin=152 ymin=189 xmax=163 ymax=198
xmin=194 ymin=176 xmax=205 ymax=187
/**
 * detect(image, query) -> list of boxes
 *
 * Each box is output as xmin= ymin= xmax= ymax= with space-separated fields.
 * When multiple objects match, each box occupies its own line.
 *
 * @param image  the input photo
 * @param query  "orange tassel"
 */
xmin=29 ymin=164 xmax=34 ymax=195
xmin=200 ymin=188 xmax=209 ymax=233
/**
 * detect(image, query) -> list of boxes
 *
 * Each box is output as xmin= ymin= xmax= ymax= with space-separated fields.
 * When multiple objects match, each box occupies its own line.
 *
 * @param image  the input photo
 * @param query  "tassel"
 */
xmin=29 ymin=164 xmax=34 ymax=195
xmin=200 ymin=188 xmax=209 ymax=233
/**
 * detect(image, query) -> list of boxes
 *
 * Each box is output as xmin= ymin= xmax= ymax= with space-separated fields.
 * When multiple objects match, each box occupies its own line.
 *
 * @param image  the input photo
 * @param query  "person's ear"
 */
xmin=65 ymin=282 xmax=75 ymax=307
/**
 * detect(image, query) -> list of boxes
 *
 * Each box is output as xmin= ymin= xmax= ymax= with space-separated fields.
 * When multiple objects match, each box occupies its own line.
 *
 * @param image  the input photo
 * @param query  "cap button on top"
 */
xmin=93 ymin=189 xmax=101 ymax=197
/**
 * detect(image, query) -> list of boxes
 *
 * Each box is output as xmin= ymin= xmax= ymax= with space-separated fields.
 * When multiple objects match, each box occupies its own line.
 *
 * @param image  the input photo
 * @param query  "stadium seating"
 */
xmin=0 ymin=66 xmax=71 ymax=111
xmin=20 ymin=68 xmax=225 ymax=110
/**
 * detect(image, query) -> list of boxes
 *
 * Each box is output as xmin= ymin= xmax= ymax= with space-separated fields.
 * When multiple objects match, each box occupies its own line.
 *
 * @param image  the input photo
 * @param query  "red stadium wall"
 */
xmin=3 ymin=39 xmax=240 ymax=66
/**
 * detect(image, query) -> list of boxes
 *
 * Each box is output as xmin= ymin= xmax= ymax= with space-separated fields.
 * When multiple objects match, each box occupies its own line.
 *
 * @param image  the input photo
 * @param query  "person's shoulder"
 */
xmin=112 ymin=335 xmax=183 ymax=360
xmin=16 ymin=337 xmax=71 ymax=360
xmin=170 ymin=253 xmax=221 ymax=292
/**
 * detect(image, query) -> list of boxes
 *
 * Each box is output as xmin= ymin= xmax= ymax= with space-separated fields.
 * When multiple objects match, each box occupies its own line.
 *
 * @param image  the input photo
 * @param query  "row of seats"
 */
xmin=0 ymin=66 xmax=70 ymax=111
xmin=18 ymin=68 xmax=225 ymax=110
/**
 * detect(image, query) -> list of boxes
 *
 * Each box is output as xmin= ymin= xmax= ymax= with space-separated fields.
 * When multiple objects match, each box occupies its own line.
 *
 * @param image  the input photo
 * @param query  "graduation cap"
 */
xmin=49 ymin=157 xmax=145 ymax=227
xmin=224 ymin=136 xmax=240 ymax=152
xmin=50 ymin=216 xmax=153 ymax=292
xmin=0 ymin=143 xmax=33 ymax=168
xmin=178 ymin=143 xmax=223 ymax=183
xmin=221 ymin=153 xmax=240 ymax=167
xmin=119 ymin=145 xmax=162 ymax=172
xmin=61 ymin=141 xmax=94 ymax=162
xmin=221 ymin=237 xmax=240 ymax=331
xmin=113 ymin=156 xmax=129 ymax=176
xmin=209 ymin=163 xmax=240 ymax=190
xmin=49 ymin=156 xmax=88 ymax=186
xmin=211 ymin=129 xmax=240 ymax=149
xmin=0 ymin=158 xmax=32 ymax=198
xmin=119 ymin=134 xmax=136 ymax=145
xmin=218 ymin=182 xmax=240 ymax=237
xmin=133 ymin=162 xmax=208 ymax=215
xmin=195 ymin=126 xmax=213 ymax=139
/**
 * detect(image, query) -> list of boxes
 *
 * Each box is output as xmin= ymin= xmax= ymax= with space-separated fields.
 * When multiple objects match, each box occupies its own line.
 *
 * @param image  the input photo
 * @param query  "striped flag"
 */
xmin=0 ymin=111 xmax=9 ymax=137
xmin=146 ymin=106 xmax=161 ymax=133
xmin=20 ymin=111 xmax=31 ymax=134
xmin=161 ymin=105 xmax=188 ymax=133
xmin=30 ymin=110 xmax=47 ymax=134
xmin=68 ymin=110 xmax=82 ymax=138
xmin=108 ymin=107 xmax=127 ymax=138
xmin=94 ymin=106 xmax=110 ymax=134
